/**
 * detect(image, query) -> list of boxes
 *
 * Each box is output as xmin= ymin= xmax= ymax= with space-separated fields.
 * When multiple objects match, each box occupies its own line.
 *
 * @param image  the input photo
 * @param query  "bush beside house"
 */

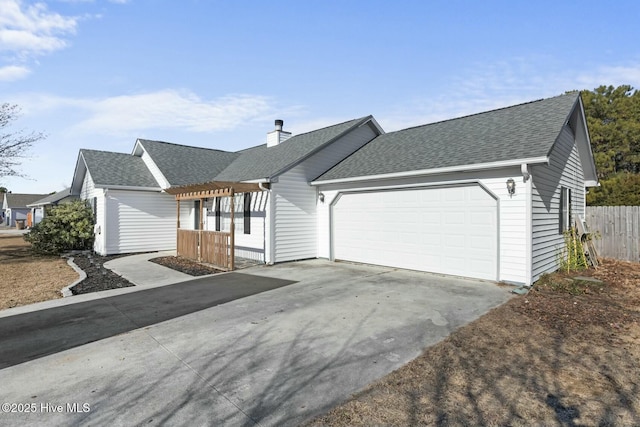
xmin=24 ymin=200 xmax=94 ymax=254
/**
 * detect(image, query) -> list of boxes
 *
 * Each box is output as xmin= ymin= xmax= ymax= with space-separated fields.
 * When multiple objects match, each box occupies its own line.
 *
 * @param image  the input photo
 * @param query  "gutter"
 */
xmin=311 ymin=156 xmax=550 ymax=186
xmin=95 ymin=185 xmax=163 ymax=192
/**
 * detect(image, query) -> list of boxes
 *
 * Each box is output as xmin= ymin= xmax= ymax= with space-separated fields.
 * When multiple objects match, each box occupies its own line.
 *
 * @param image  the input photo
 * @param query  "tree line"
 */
xmin=581 ymin=85 xmax=640 ymax=205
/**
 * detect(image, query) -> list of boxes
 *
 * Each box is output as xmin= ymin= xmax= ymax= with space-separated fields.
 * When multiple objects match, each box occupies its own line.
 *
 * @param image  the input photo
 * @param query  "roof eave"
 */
xmin=311 ymin=156 xmax=550 ymax=186
xmin=70 ymin=151 xmax=88 ymax=195
xmin=576 ymin=95 xmax=599 ymax=185
xmin=94 ymin=184 xmax=163 ymax=192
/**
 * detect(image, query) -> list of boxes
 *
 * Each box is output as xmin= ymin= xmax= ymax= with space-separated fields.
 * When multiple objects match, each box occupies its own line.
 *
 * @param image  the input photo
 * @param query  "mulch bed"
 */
xmin=70 ymin=253 xmax=134 ymax=294
xmin=69 ymin=253 xmax=220 ymax=295
xmin=149 ymin=256 xmax=222 ymax=276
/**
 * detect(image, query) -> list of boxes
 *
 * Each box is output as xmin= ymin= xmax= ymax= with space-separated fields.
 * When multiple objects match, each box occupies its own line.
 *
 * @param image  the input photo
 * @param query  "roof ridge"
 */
xmin=80 ymin=148 xmax=131 ymax=156
xmin=138 ymin=139 xmax=235 ymax=154
xmin=229 ymin=116 xmax=371 ymax=154
xmin=387 ymin=93 xmax=577 ymax=134
xmin=288 ymin=116 xmax=370 ymax=139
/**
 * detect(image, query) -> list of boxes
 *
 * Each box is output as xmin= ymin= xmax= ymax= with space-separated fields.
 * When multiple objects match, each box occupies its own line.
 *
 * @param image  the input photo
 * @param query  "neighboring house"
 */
xmin=312 ymin=93 xmax=597 ymax=285
xmin=1 ymin=193 xmax=49 ymax=227
xmin=26 ymin=188 xmax=78 ymax=227
xmin=70 ymin=92 xmax=597 ymax=285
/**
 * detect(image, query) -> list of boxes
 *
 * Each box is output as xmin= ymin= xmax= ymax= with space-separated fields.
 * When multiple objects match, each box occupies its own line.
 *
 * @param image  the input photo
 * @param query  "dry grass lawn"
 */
xmin=308 ymin=259 xmax=640 ymax=426
xmin=0 ymin=233 xmax=79 ymax=310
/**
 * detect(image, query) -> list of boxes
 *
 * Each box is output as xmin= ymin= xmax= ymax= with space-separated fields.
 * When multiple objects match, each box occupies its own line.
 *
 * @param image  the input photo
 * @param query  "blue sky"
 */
xmin=2 ymin=0 xmax=640 ymax=194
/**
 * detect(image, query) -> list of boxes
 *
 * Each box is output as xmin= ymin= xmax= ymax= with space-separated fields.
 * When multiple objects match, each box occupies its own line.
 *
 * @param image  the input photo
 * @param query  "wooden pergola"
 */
xmin=165 ymin=181 xmax=269 ymax=270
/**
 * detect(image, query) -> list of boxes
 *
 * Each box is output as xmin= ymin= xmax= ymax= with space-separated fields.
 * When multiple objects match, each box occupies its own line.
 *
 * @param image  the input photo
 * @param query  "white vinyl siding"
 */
xmin=271 ymin=121 xmax=379 ymax=263
xmin=104 ymin=190 xmax=176 ymax=255
xmin=273 ymin=166 xmax=317 ymax=262
xmin=79 ymin=172 xmax=107 ymax=254
xmin=317 ymin=169 xmax=529 ymax=284
xmin=304 ymin=123 xmax=379 ymax=180
xmin=530 ymin=125 xmax=585 ymax=281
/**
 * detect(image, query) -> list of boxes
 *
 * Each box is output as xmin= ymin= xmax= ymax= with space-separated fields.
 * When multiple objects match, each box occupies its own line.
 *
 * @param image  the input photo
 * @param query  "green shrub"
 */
xmin=24 ymin=200 xmax=94 ymax=254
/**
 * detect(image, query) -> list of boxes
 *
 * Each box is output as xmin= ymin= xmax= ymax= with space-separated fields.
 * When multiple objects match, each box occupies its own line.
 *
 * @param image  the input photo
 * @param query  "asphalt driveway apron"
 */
xmin=0 ymin=273 xmax=295 ymax=369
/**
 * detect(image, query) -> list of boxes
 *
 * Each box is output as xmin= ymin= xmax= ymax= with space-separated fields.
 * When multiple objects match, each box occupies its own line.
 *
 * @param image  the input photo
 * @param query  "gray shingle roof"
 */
xmin=138 ymin=140 xmax=240 ymax=186
xmin=4 ymin=193 xmax=49 ymax=208
xmin=215 ymin=117 xmax=370 ymax=182
xmin=316 ymin=93 xmax=579 ymax=181
xmin=81 ymin=149 xmax=159 ymax=188
xmin=27 ymin=188 xmax=76 ymax=207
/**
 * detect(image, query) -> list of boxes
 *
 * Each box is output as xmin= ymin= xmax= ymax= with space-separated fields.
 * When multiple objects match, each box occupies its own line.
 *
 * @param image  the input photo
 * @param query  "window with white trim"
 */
xmin=560 ymin=187 xmax=572 ymax=233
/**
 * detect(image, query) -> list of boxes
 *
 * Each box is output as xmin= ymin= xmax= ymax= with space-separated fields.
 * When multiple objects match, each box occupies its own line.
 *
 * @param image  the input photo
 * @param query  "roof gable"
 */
xmin=316 ymin=94 xmax=580 ymax=182
xmin=80 ymin=149 xmax=160 ymax=189
xmin=215 ymin=117 xmax=372 ymax=182
xmin=137 ymin=139 xmax=240 ymax=186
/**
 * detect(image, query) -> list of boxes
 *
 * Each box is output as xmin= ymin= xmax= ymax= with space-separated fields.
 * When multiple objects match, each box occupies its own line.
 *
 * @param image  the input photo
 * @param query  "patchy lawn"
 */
xmin=307 ymin=259 xmax=640 ymax=427
xmin=0 ymin=233 xmax=79 ymax=310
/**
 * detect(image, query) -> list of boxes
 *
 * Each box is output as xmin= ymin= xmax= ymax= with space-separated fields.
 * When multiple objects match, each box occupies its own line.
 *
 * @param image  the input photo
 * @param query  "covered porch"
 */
xmin=165 ymin=181 xmax=269 ymax=271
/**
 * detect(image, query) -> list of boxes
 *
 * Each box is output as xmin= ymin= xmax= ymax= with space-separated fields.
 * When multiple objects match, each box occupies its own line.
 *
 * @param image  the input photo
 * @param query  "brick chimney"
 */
xmin=266 ymin=119 xmax=292 ymax=147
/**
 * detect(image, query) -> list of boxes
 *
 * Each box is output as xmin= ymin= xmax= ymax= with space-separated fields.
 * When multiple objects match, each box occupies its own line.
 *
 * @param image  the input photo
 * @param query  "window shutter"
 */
xmin=244 ymin=193 xmax=251 ymax=235
xmin=215 ymin=198 xmax=221 ymax=232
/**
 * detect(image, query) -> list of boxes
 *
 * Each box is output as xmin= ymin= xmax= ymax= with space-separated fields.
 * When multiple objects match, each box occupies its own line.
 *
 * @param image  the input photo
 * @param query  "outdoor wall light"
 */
xmin=318 ymin=192 xmax=325 ymax=203
xmin=506 ymin=178 xmax=516 ymax=196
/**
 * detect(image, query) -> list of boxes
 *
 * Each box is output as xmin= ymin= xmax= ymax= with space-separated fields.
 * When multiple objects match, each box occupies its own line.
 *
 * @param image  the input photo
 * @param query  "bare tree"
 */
xmin=0 ymin=103 xmax=46 ymax=178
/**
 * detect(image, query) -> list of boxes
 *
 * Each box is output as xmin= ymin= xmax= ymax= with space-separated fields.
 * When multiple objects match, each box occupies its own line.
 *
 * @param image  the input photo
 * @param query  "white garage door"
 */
xmin=332 ymin=185 xmax=498 ymax=280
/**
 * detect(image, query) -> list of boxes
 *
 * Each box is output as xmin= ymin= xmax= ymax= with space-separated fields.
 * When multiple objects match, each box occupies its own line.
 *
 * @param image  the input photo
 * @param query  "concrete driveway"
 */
xmin=0 ymin=259 xmax=511 ymax=426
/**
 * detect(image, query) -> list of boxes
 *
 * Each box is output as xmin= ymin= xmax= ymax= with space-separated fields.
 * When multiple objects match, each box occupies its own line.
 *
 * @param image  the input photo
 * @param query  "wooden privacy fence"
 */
xmin=200 ymin=231 xmax=230 ymax=267
xmin=177 ymin=229 xmax=232 ymax=270
xmin=585 ymin=206 xmax=640 ymax=262
xmin=177 ymin=229 xmax=199 ymax=261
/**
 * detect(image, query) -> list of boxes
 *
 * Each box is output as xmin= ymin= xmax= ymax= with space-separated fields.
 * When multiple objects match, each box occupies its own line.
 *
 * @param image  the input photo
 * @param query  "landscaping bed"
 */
xmin=69 ymin=254 xmax=134 ymax=294
xmin=149 ymin=256 xmax=222 ymax=276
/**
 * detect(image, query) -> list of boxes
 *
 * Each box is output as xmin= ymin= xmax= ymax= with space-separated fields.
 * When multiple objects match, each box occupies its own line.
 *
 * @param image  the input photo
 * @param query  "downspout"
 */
xmin=101 ymin=188 xmax=108 ymax=255
xmin=521 ymin=164 xmax=533 ymax=286
xmin=258 ymin=181 xmax=275 ymax=265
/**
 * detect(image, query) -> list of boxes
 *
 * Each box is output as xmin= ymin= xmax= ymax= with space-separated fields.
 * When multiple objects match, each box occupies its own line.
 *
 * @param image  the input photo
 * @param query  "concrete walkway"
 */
xmin=103 ymin=251 xmax=193 ymax=287
xmin=0 ymin=259 xmax=512 ymax=426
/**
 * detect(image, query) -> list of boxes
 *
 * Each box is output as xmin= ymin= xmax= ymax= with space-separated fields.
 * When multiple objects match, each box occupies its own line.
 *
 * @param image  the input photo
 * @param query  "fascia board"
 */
xmin=311 ymin=157 xmax=550 ymax=186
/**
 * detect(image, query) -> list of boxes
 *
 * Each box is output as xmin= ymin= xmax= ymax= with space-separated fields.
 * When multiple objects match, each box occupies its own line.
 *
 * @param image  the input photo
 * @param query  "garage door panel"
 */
xmin=333 ymin=185 xmax=497 ymax=281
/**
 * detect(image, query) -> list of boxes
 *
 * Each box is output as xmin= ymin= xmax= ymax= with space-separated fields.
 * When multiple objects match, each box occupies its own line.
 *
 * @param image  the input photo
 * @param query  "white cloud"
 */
xmin=575 ymin=65 xmax=640 ymax=90
xmin=18 ymin=89 xmax=290 ymax=136
xmin=0 ymin=64 xmax=30 ymax=81
xmin=379 ymin=59 xmax=640 ymax=133
xmin=0 ymin=0 xmax=78 ymax=73
xmin=76 ymin=91 xmax=277 ymax=135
